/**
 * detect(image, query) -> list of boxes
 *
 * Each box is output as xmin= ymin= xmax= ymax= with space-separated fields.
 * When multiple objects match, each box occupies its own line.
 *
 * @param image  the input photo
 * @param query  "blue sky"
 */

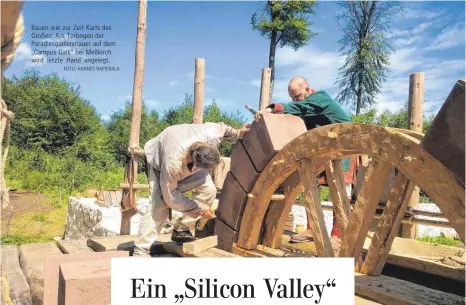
xmin=4 ymin=1 xmax=465 ymax=122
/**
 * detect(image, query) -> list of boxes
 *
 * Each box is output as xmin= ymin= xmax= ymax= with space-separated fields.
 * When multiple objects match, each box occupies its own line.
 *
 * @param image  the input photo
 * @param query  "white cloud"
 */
xmin=401 ymin=7 xmax=443 ymax=20
xmin=117 ymin=95 xmax=132 ymax=101
xmin=427 ymin=23 xmax=465 ymax=50
xmin=268 ymin=46 xmax=345 ymax=102
xmin=145 ymin=99 xmax=160 ymax=108
xmin=14 ymin=42 xmax=45 ymax=67
xmin=249 ymin=79 xmax=261 ymax=88
xmin=393 ymin=37 xmax=418 ymax=48
xmin=116 ymin=96 xmax=160 ymax=109
xmin=387 ymin=21 xmax=435 ymax=40
xmin=387 ymin=47 xmax=423 ymax=74
xmin=169 ymin=80 xmax=179 ymax=87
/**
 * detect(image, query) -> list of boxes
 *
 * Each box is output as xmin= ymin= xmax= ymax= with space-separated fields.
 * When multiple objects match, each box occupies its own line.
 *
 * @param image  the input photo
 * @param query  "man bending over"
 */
xmin=134 ymin=122 xmax=250 ymax=256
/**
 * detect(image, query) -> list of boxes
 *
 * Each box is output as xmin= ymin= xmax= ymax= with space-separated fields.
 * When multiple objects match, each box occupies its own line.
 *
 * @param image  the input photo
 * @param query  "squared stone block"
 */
xmin=242 ymin=113 xmax=307 ymax=171
xmin=214 ymin=218 xmax=238 ymax=252
xmin=216 ymin=172 xmax=248 ymax=230
xmin=422 ymin=79 xmax=465 ymax=186
xmin=58 ymin=258 xmax=116 ymax=305
xmin=230 ymin=140 xmax=260 ymax=192
xmin=45 ymin=250 xmax=128 ymax=305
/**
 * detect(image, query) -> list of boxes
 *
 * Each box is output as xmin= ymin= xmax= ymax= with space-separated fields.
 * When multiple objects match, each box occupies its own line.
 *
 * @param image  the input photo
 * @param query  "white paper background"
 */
xmin=111 ymin=257 xmax=354 ymax=305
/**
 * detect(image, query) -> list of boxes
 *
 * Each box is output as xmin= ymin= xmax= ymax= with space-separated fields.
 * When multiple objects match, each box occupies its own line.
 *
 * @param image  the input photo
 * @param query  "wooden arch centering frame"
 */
xmin=234 ymin=123 xmax=465 ymax=272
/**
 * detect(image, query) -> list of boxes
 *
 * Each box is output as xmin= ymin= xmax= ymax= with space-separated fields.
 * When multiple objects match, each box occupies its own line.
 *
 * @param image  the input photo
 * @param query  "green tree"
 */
xmin=335 ymin=1 xmax=404 ymax=114
xmin=251 ymin=1 xmax=317 ymax=100
xmin=2 ymin=70 xmax=111 ymax=163
xmin=351 ymin=103 xmax=435 ymax=134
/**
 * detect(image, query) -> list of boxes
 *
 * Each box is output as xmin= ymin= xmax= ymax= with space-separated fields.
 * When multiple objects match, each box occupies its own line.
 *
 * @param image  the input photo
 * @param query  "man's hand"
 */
xmin=254 ymin=108 xmax=272 ymax=121
xmin=200 ymin=208 xmax=216 ymax=220
xmin=239 ymin=123 xmax=252 ymax=137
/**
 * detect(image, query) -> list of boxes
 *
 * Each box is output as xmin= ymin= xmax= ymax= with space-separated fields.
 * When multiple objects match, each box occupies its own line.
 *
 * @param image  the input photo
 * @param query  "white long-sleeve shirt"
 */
xmin=144 ymin=122 xmax=241 ymax=217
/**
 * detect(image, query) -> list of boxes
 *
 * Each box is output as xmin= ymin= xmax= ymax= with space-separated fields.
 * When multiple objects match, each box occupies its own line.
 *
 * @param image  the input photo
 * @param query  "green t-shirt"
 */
xmin=269 ymin=90 xmax=351 ymax=130
xmin=268 ymin=90 xmax=352 ymax=172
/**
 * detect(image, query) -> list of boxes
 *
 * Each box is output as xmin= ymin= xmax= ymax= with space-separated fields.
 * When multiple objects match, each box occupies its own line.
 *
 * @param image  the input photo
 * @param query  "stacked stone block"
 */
xmin=215 ymin=114 xmax=307 ymax=251
xmin=43 ymin=251 xmax=129 ymax=305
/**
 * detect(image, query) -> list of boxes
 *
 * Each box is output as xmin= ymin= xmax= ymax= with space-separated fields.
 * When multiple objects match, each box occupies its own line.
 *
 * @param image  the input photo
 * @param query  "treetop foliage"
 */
xmin=251 ymin=0 xmax=318 ymax=50
xmin=335 ymin=1 xmax=404 ymax=114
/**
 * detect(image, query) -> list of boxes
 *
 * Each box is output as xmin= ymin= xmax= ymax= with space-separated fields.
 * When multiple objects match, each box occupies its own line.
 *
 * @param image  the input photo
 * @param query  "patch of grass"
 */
xmin=1 ymin=235 xmax=54 ymax=245
xmin=417 ymin=236 xmax=463 ymax=247
xmin=32 ymin=212 xmax=46 ymax=222
xmin=2 ymin=204 xmax=67 ymax=244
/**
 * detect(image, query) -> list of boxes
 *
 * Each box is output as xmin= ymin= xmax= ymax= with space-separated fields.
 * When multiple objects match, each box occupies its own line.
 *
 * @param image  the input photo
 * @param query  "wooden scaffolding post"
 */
xmin=193 ymin=58 xmax=205 ymax=124
xmin=259 ymin=68 xmax=271 ymax=110
xmin=120 ymin=0 xmax=147 ymax=235
xmin=402 ymin=72 xmax=424 ymax=239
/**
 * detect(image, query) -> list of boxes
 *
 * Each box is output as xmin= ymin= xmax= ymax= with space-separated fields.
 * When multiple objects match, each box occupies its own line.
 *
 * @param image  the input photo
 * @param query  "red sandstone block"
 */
xmin=216 ymin=172 xmax=248 ymax=231
xmin=44 ymin=250 xmax=128 ymax=305
xmin=230 ymin=140 xmax=260 ymax=193
xmin=242 ymin=113 xmax=307 ymax=171
xmin=422 ymin=79 xmax=465 ymax=186
xmin=58 ymin=258 xmax=119 ymax=305
xmin=214 ymin=218 xmax=238 ymax=252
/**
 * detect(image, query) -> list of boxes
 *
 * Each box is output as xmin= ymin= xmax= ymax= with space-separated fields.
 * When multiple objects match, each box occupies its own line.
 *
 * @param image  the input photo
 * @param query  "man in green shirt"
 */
xmin=255 ymin=76 xmax=352 ymax=249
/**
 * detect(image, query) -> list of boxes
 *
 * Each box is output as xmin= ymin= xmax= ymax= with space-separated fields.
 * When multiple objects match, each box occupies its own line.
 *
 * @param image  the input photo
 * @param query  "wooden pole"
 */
xmin=259 ymin=68 xmax=271 ymax=110
xmin=402 ymin=72 xmax=424 ymax=239
xmin=120 ymin=0 xmax=147 ymax=235
xmin=193 ymin=58 xmax=205 ymax=124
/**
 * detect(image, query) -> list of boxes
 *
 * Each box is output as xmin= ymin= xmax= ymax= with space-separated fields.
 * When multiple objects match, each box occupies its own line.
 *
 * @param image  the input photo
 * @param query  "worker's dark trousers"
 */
xmin=134 ymin=167 xmax=216 ymax=253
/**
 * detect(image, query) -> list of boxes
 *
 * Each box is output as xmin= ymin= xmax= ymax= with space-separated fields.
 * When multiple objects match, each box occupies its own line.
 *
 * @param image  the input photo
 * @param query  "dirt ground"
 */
xmin=2 ymin=191 xmax=53 ymax=217
xmin=1 ymin=191 xmax=66 ymax=243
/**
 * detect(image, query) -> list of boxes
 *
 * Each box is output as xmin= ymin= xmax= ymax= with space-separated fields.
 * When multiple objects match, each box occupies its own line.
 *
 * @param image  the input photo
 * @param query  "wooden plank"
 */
xmin=57 ymin=239 xmax=94 ymax=254
xmin=119 ymin=183 xmax=150 ymax=190
xmin=382 ymin=253 xmax=465 ymax=282
xmin=183 ymin=236 xmax=218 ymax=254
xmin=325 ymin=160 xmax=350 ymax=230
xmin=232 ymin=244 xmax=275 ymax=257
xmin=355 ymin=273 xmax=465 ymax=305
xmin=87 ymin=235 xmax=138 ymax=252
xmin=364 ymin=234 xmax=465 ymax=258
xmin=88 ymin=235 xmax=238 ymax=258
xmin=298 ymin=158 xmax=334 ymax=257
xmin=355 ymin=295 xmax=383 ymax=305
xmin=1 ymin=245 xmax=33 ymax=305
xmin=361 ymin=173 xmax=415 ymax=275
xmin=339 ymin=158 xmax=392 ymax=263
xmin=361 ymin=237 xmax=465 ymax=282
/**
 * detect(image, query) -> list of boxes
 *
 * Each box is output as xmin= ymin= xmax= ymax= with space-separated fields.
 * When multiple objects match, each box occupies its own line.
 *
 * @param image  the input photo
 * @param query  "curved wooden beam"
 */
xmin=262 ymin=171 xmax=302 ymax=248
xmin=262 ymin=156 xmax=327 ymax=248
xmin=236 ymin=123 xmax=465 ymax=250
xmin=387 ymin=128 xmax=424 ymax=141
